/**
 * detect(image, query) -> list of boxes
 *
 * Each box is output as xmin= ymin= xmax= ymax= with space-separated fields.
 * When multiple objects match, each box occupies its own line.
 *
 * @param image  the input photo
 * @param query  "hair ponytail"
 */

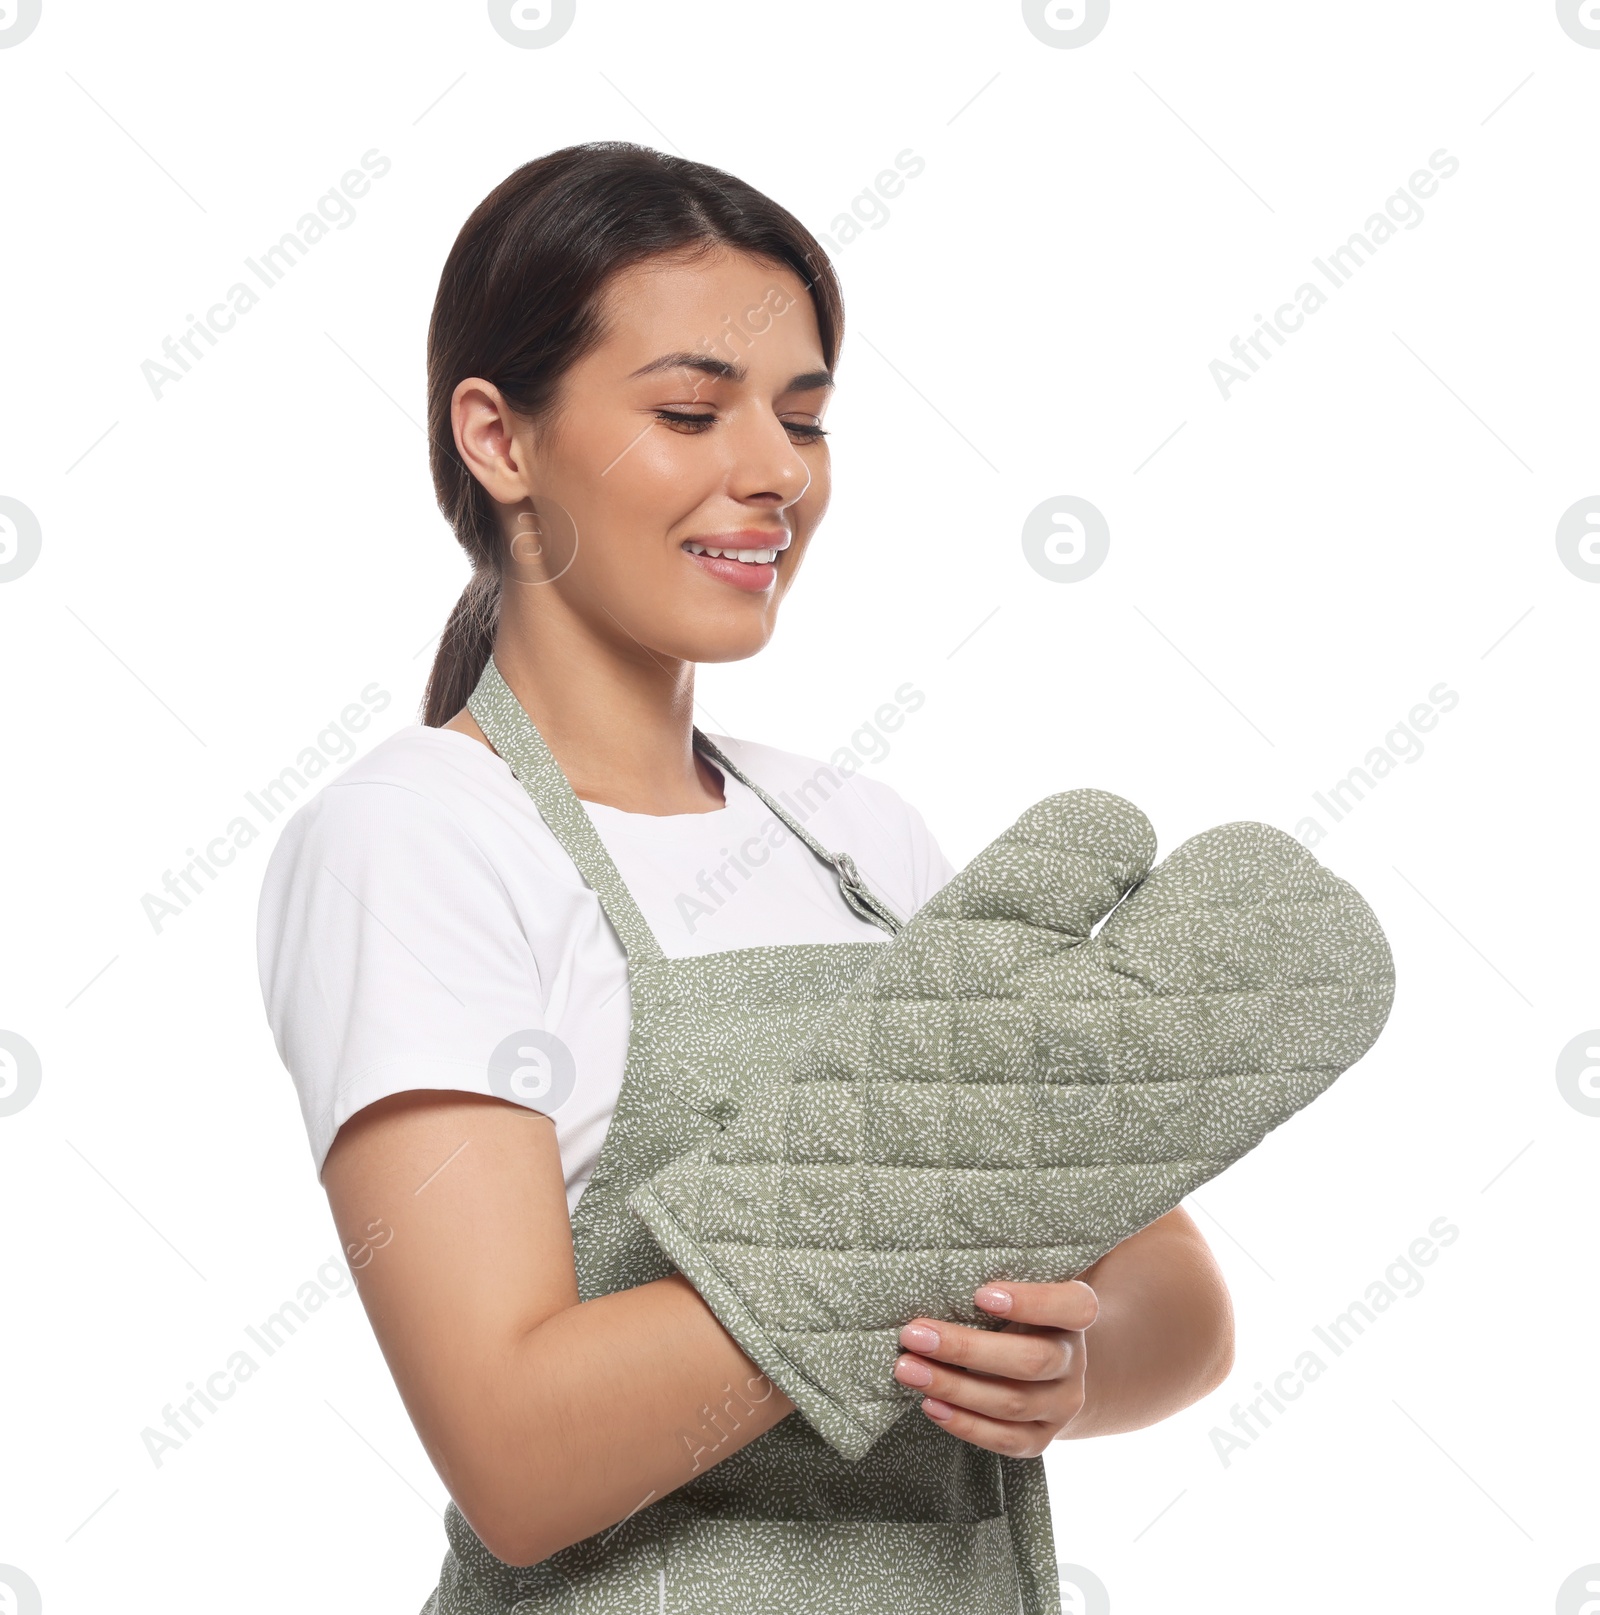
xmin=426 ymin=568 xmax=502 ymax=729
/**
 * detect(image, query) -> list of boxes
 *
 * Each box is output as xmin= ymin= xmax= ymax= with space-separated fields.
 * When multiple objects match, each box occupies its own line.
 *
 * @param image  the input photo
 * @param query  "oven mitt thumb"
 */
xmin=627 ymin=789 xmax=1395 ymax=1461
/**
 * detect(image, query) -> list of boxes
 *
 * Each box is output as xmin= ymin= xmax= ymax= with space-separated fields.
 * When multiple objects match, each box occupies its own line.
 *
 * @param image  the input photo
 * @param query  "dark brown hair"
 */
xmin=420 ymin=141 xmax=844 ymax=726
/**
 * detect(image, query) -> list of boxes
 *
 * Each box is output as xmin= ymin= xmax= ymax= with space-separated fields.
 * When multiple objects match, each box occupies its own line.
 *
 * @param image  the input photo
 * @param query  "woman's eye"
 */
xmin=651 ymin=409 xmax=829 ymax=442
xmin=653 ymin=409 xmax=717 ymax=431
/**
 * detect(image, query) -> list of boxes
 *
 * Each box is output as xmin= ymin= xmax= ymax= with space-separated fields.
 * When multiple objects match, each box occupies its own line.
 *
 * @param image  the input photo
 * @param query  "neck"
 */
xmin=487 ymin=592 xmax=723 ymax=816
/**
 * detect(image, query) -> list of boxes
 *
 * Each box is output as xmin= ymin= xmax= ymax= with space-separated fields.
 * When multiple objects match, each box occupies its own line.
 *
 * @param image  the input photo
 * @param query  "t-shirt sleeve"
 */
xmin=255 ymin=779 xmax=545 ymax=1181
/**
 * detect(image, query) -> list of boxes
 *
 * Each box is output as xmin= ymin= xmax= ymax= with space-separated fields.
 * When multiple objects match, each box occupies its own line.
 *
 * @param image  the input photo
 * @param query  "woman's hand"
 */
xmin=892 ymin=1280 xmax=1099 ymax=1457
xmin=891 ymin=1208 xmax=1236 ymax=1454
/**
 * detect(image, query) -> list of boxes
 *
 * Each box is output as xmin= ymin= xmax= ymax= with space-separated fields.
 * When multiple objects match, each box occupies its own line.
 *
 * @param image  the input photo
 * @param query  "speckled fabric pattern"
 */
xmin=628 ymin=788 xmax=1396 ymax=1462
xmin=419 ymin=656 xmax=1062 ymax=1614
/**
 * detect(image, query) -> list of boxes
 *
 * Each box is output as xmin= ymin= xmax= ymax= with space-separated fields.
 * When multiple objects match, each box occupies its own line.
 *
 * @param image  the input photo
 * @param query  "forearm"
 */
xmin=1061 ymin=1208 xmax=1235 ymax=1440
xmin=455 ymin=1273 xmax=796 ymax=1565
xmin=324 ymin=1095 xmax=796 ymax=1569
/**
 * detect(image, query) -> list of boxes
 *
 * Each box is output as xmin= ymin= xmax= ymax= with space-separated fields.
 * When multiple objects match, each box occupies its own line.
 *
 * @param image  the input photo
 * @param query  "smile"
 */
xmin=681 ymin=535 xmax=788 ymax=594
xmin=682 ymin=541 xmax=781 ymax=564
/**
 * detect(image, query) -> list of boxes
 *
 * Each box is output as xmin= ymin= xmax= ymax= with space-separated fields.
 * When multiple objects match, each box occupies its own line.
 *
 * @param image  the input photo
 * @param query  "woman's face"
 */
xmin=456 ymin=247 xmax=834 ymax=665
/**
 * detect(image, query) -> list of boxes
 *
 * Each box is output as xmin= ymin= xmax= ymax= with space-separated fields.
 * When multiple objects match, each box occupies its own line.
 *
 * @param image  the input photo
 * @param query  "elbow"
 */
xmin=441 ymin=1425 xmax=561 ymax=1568
xmin=479 ymin=1531 xmax=545 ymax=1570
xmin=1201 ymin=1280 xmax=1236 ymax=1394
xmin=1207 ymin=1324 xmax=1236 ymax=1394
xmin=459 ymin=1494 xmax=552 ymax=1570
xmin=438 ymin=1335 xmax=591 ymax=1567
xmin=1173 ymin=1212 xmax=1236 ymax=1397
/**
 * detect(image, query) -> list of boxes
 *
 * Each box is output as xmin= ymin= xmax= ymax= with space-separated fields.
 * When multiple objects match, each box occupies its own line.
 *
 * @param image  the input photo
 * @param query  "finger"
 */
xmin=1102 ymin=819 xmax=1335 ymax=940
xmin=1096 ymin=819 xmax=1395 ymax=1015
xmin=854 ymin=790 xmax=1158 ymax=1007
xmin=973 ymin=1280 xmax=1099 ymax=1332
xmin=797 ymin=790 xmax=1159 ymax=1085
xmin=923 ymin=789 xmax=1156 ymax=938
xmin=893 ymin=1353 xmax=1069 ymax=1427
xmin=917 ymin=1396 xmax=1054 ymax=1459
xmin=898 ymin=1317 xmax=1074 ymax=1383
xmin=1021 ymin=818 xmax=1395 ymax=1104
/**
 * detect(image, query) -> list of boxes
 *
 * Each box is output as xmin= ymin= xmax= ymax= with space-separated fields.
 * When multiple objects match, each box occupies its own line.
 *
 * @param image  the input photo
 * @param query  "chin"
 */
xmin=654 ymin=611 xmax=776 ymax=665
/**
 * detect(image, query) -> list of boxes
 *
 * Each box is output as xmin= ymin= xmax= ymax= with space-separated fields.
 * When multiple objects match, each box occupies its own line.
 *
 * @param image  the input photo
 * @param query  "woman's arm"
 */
xmin=322 ymin=1089 xmax=796 ymax=1568
xmin=890 ymin=1207 xmax=1234 ymax=1453
xmin=1062 ymin=1205 xmax=1235 ymax=1437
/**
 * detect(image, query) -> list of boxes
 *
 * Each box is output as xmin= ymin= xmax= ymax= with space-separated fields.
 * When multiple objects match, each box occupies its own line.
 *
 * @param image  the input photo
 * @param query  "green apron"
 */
xmin=420 ymin=655 xmax=1062 ymax=1615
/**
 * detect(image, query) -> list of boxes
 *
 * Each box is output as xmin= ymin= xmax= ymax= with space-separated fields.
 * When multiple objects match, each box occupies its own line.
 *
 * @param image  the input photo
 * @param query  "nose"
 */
xmin=724 ymin=408 xmax=814 ymax=510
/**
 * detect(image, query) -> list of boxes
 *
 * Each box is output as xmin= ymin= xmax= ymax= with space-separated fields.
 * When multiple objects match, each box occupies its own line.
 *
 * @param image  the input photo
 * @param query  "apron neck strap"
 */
xmin=466 ymin=655 xmax=905 ymax=955
xmin=468 ymin=655 xmax=666 ymax=966
xmin=691 ymin=731 xmax=903 ymax=938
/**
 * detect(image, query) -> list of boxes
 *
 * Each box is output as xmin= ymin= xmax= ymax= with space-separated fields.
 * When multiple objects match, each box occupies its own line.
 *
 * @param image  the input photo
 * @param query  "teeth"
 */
xmin=685 ymin=542 xmax=778 ymax=564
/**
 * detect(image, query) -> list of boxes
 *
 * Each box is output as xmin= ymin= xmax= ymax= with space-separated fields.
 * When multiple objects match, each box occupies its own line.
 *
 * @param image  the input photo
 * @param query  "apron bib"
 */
xmin=421 ymin=656 xmax=1061 ymax=1615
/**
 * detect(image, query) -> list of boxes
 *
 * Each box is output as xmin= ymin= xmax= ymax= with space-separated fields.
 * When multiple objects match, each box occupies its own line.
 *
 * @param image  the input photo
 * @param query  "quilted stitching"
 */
xmin=629 ymin=788 xmax=1395 ymax=1461
xmin=425 ymin=656 xmax=1070 ymax=1611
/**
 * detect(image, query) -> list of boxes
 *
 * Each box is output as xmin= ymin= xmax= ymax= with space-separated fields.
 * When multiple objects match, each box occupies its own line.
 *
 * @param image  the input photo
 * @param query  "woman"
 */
xmin=256 ymin=141 xmax=1235 ymax=1613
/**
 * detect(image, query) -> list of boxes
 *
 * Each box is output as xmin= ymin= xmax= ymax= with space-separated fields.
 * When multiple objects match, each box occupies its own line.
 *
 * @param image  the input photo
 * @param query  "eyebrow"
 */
xmin=626 ymin=351 xmax=834 ymax=392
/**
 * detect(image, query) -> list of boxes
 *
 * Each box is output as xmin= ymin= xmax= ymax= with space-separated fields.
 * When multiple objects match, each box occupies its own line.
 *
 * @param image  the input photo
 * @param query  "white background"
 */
xmin=1 ymin=2 xmax=1595 ymax=1611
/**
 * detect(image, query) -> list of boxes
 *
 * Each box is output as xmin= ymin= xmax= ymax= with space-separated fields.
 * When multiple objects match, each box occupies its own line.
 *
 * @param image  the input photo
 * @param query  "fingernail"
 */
xmin=921 ymin=1397 xmax=955 ymax=1421
xmin=900 ymin=1324 xmax=940 ymax=1352
xmin=894 ymin=1354 xmax=933 ymax=1387
xmin=974 ymin=1286 xmax=1013 ymax=1313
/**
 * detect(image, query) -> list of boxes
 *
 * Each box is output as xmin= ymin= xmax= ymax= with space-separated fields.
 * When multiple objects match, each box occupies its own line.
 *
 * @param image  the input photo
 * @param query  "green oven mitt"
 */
xmin=627 ymin=789 xmax=1395 ymax=1461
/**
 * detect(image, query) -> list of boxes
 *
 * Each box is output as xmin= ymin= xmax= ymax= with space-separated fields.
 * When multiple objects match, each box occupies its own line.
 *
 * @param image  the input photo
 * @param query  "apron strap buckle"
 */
xmin=828 ymin=851 xmax=903 ymax=937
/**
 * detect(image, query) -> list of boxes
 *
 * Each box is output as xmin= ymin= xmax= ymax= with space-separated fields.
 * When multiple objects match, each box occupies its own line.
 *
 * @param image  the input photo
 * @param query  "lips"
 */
xmin=681 ymin=532 xmax=789 ymax=593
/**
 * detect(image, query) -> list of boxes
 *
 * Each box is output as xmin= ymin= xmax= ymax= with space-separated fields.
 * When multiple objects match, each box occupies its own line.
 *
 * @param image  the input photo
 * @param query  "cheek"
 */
xmin=776 ymin=531 xmax=817 ymax=596
xmin=573 ymin=430 xmax=713 ymax=542
xmin=797 ymin=460 xmax=831 ymax=523
xmin=559 ymin=467 xmax=684 ymax=590
xmin=623 ymin=431 xmax=722 ymax=504
xmin=779 ymin=466 xmax=830 ymax=577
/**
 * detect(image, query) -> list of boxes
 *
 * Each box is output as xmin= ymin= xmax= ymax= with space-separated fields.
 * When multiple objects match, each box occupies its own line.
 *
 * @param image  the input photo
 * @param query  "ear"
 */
xmin=451 ymin=377 xmax=534 ymax=505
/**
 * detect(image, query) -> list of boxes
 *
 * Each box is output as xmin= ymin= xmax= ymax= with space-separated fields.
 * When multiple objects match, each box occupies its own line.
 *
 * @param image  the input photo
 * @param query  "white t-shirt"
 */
xmin=255 ymin=724 xmax=956 ymax=1212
